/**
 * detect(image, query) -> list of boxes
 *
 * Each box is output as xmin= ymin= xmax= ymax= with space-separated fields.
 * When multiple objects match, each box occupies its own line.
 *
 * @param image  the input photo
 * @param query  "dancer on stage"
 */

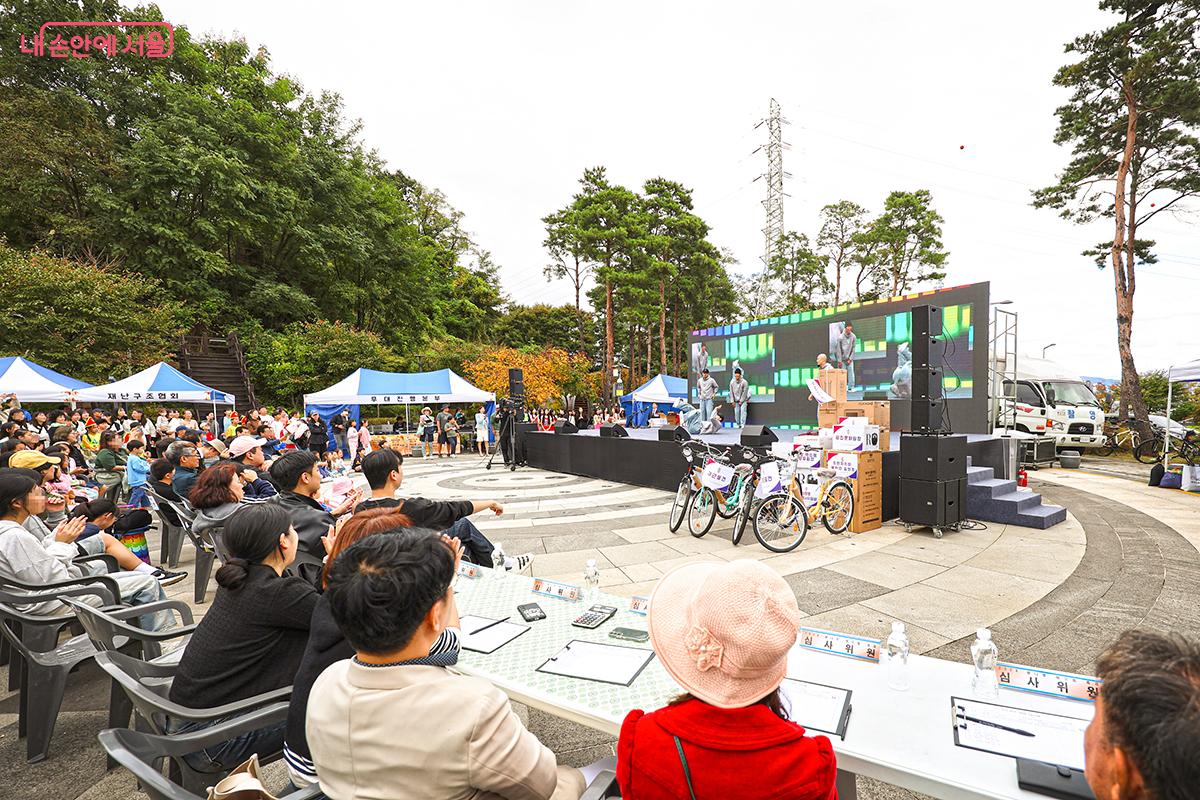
xmin=697 ymin=368 xmax=718 ymax=422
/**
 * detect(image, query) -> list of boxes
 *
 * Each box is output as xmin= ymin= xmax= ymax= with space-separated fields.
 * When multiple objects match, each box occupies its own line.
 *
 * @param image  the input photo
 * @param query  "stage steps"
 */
xmin=965 ymin=464 xmax=1066 ymax=529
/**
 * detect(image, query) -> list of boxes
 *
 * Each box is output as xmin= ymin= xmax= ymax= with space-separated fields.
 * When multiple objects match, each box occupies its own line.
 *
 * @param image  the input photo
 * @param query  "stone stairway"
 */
xmin=966 ymin=463 xmax=1067 ymax=529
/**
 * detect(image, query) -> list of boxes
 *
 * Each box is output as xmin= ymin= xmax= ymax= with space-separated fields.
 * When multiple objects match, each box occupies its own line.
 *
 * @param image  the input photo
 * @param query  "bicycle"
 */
xmin=669 ymin=442 xmax=763 ymax=543
xmin=1095 ymin=423 xmax=1142 ymax=457
xmin=1134 ymin=430 xmax=1198 ymax=465
xmin=752 ymin=463 xmax=855 ymax=553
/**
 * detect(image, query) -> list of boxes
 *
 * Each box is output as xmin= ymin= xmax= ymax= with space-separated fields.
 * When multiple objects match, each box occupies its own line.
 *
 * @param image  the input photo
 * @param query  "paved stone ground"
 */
xmin=2 ymin=454 xmax=1197 ymax=800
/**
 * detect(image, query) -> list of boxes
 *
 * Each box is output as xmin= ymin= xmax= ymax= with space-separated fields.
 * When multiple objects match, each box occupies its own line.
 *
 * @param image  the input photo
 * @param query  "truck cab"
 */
xmin=995 ymin=357 xmax=1105 ymax=449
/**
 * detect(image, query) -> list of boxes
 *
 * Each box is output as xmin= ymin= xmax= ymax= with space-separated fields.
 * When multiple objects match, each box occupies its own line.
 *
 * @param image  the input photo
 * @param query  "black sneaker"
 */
xmin=152 ymin=568 xmax=188 ymax=587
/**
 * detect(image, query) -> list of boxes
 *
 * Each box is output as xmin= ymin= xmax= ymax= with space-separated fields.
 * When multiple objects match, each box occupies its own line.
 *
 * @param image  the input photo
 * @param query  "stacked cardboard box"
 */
xmin=817 ymin=400 xmax=891 ymax=451
xmin=823 ymin=450 xmax=884 ymax=533
xmin=817 ymin=368 xmax=848 ymax=403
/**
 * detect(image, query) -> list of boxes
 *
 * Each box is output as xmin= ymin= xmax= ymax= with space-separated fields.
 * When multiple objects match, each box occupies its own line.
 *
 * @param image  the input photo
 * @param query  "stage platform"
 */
xmin=522 ymin=427 xmax=1006 ymax=523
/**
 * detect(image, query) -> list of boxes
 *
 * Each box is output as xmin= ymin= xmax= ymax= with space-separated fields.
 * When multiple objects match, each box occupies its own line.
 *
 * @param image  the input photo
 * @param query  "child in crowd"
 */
xmin=125 ymin=439 xmax=152 ymax=509
xmin=320 ymin=449 xmax=347 ymax=478
xmin=444 ymin=415 xmax=460 ymax=456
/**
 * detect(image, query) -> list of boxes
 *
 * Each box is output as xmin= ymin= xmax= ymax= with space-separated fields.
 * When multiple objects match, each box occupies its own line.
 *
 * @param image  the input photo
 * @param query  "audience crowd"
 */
xmin=1 ymin=394 xmax=1197 ymax=800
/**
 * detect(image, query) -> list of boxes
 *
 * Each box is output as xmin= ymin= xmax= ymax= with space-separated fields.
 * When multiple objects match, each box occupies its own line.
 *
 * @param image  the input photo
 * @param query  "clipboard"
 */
xmin=779 ymin=678 xmax=853 ymax=738
xmin=536 ymin=640 xmax=656 ymax=687
xmin=951 ymin=696 xmax=1089 ymax=771
xmin=459 ymin=615 xmax=529 ymax=655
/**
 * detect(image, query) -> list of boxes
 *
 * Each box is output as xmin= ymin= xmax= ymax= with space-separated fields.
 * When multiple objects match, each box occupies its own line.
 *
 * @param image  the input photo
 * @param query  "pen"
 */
xmin=956 ymin=711 xmax=1035 ymax=738
xmin=469 ymin=616 xmax=510 ymax=635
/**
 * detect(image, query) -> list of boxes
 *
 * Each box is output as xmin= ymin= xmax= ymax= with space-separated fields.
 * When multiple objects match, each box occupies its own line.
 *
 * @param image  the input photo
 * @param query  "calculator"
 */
xmin=572 ymin=604 xmax=618 ymax=629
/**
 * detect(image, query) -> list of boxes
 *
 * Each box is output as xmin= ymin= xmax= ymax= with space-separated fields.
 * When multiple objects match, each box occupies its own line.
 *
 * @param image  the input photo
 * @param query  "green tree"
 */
xmin=0 ymin=241 xmax=185 ymax=382
xmin=1034 ymin=0 xmax=1200 ymax=435
xmin=1138 ymin=371 xmax=1199 ymax=421
xmin=862 ymin=190 xmax=948 ymax=297
xmin=542 ymin=207 xmax=593 ymax=352
xmin=763 ymin=232 xmax=830 ymax=314
xmin=245 ymin=320 xmax=400 ymax=408
xmin=816 ymin=201 xmax=869 ymax=305
xmin=493 ymin=304 xmax=595 ymax=353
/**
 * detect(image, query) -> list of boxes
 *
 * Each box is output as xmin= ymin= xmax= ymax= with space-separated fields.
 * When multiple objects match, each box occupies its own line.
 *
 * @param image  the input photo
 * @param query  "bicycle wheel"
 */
xmin=714 ymin=481 xmax=739 ymax=519
xmin=1095 ymin=437 xmax=1115 ymax=458
xmin=687 ymin=487 xmax=717 ymax=538
xmin=732 ymin=478 xmax=756 ymax=545
xmin=1135 ymin=438 xmax=1171 ymax=464
xmin=668 ymin=476 xmax=692 ymax=533
xmin=753 ymin=493 xmax=808 ymax=553
xmin=821 ymin=481 xmax=855 ymax=534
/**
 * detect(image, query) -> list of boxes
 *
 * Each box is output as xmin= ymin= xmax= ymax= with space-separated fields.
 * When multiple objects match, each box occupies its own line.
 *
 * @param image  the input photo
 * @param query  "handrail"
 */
xmin=226 ymin=331 xmax=257 ymax=410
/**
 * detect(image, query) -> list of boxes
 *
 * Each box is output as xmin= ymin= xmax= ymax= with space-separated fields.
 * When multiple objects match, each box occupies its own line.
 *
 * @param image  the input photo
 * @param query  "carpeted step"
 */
xmin=967 ymin=477 xmax=1018 ymax=499
xmin=1015 ymin=504 xmax=1068 ymax=529
xmin=966 ymin=465 xmax=994 ymax=483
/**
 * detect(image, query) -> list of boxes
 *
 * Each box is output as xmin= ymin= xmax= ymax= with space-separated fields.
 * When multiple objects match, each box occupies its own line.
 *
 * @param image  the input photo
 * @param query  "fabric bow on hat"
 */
xmin=684 ymin=625 xmax=724 ymax=672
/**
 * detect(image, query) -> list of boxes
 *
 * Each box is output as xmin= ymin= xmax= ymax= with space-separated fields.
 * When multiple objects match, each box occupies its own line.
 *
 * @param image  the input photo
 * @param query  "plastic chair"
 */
xmin=0 ymin=584 xmax=115 ymax=762
xmin=99 ymin=705 xmax=324 ymax=800
xmin=144 ymin=487 xmax=187 ymax=568
xmin=94 ymin=650 xmax=293 ymax=794
xmin=581 ymin=770 xmax=621 ymax=800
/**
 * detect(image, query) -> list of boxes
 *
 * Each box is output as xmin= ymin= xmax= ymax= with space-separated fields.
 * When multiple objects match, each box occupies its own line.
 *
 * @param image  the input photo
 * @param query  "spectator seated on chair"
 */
xmin=307 ymin=531 xmax=585 ymax=800
xmin=166 ymin=442 xmax=203 ymax=500
xmin=93 ymin=430 xmax=128 ymax=497
xmin=283 ymin=508 xmax=466 ymax=787
xmin=168 ymin=503 xmax=318 ymax=773
xmin=268 ymin=450 xmax=358 ymax=558
xmin=1084 ymin=629 xmax=1200 ymax=800
xmin=0 ymin=470 xmax=175 ymax=630
xmin=189 ymin=461 xmax=271 ymax=538
xmin=617 ymin=559 xmax=838 ymax=800
xmin=68 ymin=498 xmax=174 ymax=577
xmin=355 ymin=448 xmax=531 ymax=571
xmin=229 ymin=434 xmax=278 ymax=498
xmin=149 ymin=458 xmax=183 ymax=527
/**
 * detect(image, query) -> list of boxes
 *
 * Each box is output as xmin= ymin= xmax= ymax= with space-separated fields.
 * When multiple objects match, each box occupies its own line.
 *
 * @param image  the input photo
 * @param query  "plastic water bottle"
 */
xmin=583 ymin=559 xmax=601 ymax=603
xmin=491 ymin=543 xmax=506 ymax=578
xmin=971 ymin=628 xmax=999 ymax=698
xmin=885 ymin=621 xmax=910 ymax=691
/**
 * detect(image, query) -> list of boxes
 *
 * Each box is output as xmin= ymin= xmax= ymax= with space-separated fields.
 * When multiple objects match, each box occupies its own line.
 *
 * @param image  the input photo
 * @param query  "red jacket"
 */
xmin=617 ymin=698 xmax=838 ymax=800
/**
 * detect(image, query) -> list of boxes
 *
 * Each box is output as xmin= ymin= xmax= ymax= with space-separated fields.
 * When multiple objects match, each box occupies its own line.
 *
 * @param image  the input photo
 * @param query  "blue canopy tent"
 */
xmin=620 ymin=374 xmax=687 ymax=428
xmin=0 ymin=356 xmax=92 ymax=402
xmin=304 ymin=368 xmax=497 ymax=447
xmin=75 ymin=362 xmax=234 ymax=425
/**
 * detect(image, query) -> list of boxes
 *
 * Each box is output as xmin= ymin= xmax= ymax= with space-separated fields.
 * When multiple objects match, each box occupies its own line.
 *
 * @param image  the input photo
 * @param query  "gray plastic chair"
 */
xmin=0 ymin=584 xmax=115 ymax=762
xmin=99 ymin=704 xmax=324 ymax=800
xmin=144 ymin=487 xmax=187 ymax=568
xmin=581 ymin=770 xmax=620 ymax=800
xmin=95 ymin=649 xmax=293 ymax=794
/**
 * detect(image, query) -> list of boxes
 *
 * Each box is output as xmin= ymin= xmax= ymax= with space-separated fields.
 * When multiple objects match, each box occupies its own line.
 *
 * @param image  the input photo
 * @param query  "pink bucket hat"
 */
xmin=649 ymin=559 xmax=803 ymax=709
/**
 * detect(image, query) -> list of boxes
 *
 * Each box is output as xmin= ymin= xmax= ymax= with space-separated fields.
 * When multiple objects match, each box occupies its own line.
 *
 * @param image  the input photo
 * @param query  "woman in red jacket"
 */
xmin=617 ymin=559 xmax=838 ymax=799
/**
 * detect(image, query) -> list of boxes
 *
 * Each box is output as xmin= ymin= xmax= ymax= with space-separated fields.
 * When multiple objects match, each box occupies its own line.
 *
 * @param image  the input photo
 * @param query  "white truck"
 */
xmin=993 ymin=355 xmax=1105 ymax=450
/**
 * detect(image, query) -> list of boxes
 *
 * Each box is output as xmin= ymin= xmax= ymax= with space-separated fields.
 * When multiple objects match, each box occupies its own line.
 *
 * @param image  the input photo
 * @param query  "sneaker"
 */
xmin=504 ymin=553 xmax=534 ymax=573
xmin=152 ymin=568 xmax=188 ymax=587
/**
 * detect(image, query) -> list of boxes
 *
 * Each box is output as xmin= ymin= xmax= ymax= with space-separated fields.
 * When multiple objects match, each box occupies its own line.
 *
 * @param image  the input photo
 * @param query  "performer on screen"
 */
xmin=835 ymin=321 xmax=857 ymax=388
xmin=692 ymin=342 xmax=709 ymax=377
xmin=728 ymin=367 xmax=750 ymax=428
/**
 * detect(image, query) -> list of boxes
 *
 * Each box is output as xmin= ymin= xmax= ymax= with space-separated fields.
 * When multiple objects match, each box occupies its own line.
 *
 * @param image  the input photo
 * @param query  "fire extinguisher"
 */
xmin=1017 ymin=467 xmax=1029 ymax=488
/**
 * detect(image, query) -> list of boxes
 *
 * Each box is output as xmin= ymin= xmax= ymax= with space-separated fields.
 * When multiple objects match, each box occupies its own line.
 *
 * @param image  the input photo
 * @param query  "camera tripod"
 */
xmin=485 ymin=404 xmax=523 ymax=472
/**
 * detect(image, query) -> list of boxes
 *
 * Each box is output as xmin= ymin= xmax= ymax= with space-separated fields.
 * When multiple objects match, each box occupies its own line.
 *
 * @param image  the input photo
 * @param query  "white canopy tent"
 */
xmin=0 ymin=356 xmax=92 ymax=402
xmin=1164 ymin=358 xmax=1200 ymax=464
xmin=304 ymin=368 xmax=495 ymax=429
xmin=75 ymin=362 xmax=235 ymax=423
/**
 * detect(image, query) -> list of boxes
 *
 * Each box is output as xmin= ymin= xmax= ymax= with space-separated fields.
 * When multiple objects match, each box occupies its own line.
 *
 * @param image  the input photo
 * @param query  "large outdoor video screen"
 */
xmin=688 ymin=282 xmax=991 ymax=433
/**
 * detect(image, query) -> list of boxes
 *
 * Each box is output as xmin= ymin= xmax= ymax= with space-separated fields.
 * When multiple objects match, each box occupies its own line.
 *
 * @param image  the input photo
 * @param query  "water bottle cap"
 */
xmin=891 ymin=621 xmax=905 ymax=633
xmin=586 ymin=558 xmax=597 ymax=567
xmin=977 ymin=628 xmax=991 ymax=641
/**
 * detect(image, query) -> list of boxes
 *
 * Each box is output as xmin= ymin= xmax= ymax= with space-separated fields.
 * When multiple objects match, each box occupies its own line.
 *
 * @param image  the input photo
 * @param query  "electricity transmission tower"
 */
xmin=752 ymin=98 xmax=790 ymax=316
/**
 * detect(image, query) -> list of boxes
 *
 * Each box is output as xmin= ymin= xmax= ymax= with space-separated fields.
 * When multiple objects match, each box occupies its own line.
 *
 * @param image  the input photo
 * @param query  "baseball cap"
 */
xmin=701 ymin=368 xmax=710 ymax=374
xmin=9 ymin=450 xmax=58 ymax=470
xmin=201 ymin=438 xmax=228 ymax=458
xmin=228 ymin=435 xmax=268 ymax=458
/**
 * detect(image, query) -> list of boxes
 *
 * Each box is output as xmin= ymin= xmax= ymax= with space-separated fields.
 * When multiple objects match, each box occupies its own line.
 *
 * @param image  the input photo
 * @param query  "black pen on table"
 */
xmin=469 ymin=616 xmax=510 ymax=635
xmin=956 ymin=708 xmax=1035 ymax=738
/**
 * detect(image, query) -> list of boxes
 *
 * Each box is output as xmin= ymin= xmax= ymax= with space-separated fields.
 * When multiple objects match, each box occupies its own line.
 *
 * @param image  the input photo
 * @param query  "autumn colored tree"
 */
xmin=463 ymin=347 xmax=593 ymax=408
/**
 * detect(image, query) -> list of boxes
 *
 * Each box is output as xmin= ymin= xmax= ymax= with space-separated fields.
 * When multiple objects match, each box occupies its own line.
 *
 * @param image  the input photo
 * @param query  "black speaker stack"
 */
xmin=899 ymin=305 xmax=966 ymax=533
xmin=507 ymin=368 xmax=525 ymax=423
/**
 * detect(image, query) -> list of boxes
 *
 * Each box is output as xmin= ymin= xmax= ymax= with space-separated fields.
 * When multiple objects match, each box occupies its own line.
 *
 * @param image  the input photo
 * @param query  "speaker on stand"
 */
xmin=899 ymin=305 xmax=966 ymax=537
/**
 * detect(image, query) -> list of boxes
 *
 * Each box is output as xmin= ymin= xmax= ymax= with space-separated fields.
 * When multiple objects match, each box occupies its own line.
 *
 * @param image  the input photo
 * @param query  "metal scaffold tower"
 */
xmin=753 ymin=98 xmax=790 ymax=316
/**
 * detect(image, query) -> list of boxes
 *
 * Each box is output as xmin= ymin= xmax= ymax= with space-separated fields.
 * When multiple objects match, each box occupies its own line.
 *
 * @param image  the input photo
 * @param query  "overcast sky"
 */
xmin=157 ymin=0 xmax=1199 ymax=378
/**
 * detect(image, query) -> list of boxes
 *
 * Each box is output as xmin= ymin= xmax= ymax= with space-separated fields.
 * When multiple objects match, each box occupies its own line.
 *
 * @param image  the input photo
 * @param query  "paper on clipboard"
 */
xmin=779 ymin=679 xmax=852 ymax=737
xmin=537 ymin=640 xmax=655 ymax=686
xmin=459 ymin=615 xmax=529 ymax=655
xmin=807 ymin=378 xmax=834 ymax=405
xmin=951 ymin=697 xmax=1090 ymax=770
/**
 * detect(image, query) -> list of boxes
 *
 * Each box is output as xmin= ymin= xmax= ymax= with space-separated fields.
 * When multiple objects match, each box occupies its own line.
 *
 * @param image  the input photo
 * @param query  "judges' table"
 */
xmin=455 ymin=569 xmax=1094 ymax=800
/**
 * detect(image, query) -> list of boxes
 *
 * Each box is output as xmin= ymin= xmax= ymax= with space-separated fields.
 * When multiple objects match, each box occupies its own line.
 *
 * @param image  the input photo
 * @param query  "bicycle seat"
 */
xmin=815 ymin=468 xmax=837 ymax=480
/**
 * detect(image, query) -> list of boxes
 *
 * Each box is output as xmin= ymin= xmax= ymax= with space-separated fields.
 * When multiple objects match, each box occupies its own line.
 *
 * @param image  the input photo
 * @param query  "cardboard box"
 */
xmin=832 ymin=423 xmax=883 ymax=452
xmin=847 ymin=476 xmax=883 ymax=533
xmin=823 ymin=450 xmax=883 ymax=481
xmin=817 ymin=368 xmax=848 ymax=403
xmin=794 ymin=468 xmax=822 ymax=504
xmin=838 ymin=400 xmax=891 ymax=428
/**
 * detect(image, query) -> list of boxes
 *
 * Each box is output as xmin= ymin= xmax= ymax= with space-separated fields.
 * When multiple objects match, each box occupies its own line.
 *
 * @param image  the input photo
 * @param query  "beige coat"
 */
xmin=307 ymin=659 xmax=585 ymax=800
